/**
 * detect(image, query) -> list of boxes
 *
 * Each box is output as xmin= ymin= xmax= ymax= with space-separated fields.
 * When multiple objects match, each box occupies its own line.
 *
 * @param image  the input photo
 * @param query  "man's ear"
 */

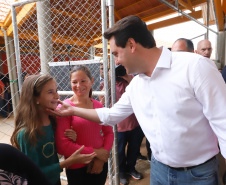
xmin=127 ymin=38 xmax=136 ymax=53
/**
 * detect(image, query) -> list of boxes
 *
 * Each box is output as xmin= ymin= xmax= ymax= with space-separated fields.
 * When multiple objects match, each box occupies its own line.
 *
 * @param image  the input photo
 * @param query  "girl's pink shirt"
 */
xmin=55 ymin=98 xmax=114 ymax=169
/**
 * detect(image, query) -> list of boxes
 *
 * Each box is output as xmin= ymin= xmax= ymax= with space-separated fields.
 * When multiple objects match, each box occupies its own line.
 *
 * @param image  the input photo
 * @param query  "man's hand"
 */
xmin=46 ymin=100 xmax=75 ymax=117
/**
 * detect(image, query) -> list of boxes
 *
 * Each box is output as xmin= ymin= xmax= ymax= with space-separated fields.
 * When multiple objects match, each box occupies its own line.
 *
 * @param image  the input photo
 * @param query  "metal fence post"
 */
xmin=37 ymin=0 xmax=53 ymax=74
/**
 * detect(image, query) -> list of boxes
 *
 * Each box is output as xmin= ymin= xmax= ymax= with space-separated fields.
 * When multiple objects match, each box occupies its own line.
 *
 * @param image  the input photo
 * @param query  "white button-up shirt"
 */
xmin=96 ymin=46 xmax=226 ymax=167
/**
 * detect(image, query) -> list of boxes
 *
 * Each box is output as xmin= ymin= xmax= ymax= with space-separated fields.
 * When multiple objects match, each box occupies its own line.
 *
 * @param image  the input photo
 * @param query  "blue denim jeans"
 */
xmin=150 ymin=155 xmax=220 ymax=185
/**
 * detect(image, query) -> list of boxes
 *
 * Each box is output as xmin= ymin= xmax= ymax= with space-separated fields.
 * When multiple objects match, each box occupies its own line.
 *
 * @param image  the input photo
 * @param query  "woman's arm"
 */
xmin=55 ymin=115 xmax=96 ymax=157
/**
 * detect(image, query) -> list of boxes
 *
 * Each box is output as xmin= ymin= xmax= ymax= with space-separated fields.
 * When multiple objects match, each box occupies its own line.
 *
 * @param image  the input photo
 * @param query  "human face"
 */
xmin=36 ymin=79 xmax=59 ymax=111
xmin=70 ymin=70 xmax=94 ymax=97
xmin=110 ymin=37 xmax=136 ymax=74
xmin=171 ymin=40 xmax=188 ymax=52
xmin=196 ymin=40 xmax=212 ymax=58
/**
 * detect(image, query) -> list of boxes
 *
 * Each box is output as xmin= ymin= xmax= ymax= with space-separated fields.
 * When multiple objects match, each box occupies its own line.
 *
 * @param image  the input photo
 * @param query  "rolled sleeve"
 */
xmin=97 ymin=90 xmax=134 ymax=126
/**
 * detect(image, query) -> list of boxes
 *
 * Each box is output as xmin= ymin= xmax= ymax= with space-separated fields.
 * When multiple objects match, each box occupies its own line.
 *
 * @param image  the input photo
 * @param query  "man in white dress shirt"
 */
xmin=50 ymin=15 xmax=226 ymax=185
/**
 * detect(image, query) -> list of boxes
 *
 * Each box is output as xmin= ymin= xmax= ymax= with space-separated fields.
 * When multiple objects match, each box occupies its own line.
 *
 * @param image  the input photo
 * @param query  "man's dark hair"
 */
xmin=175 ymin=38 xmax=194 ymax=52
xmin=104 ymin=15 xmax=156 ymax=49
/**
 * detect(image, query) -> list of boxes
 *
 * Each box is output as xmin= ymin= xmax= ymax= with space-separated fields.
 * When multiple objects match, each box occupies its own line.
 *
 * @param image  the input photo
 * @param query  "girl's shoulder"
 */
xmin=17 ymin=128 xmax=27 ymax=141
xmin=17 ymin=127 xmax=26 ymax=136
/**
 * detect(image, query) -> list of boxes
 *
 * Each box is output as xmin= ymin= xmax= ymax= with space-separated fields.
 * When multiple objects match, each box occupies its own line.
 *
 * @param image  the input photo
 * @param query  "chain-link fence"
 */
xmin=0 ymin=0 xmax=119 ymax=184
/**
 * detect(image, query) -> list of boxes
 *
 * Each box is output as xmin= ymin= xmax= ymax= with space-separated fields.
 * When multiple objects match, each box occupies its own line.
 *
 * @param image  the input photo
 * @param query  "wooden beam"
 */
xmin=94 ymin=43 xmax=110 ymax=49
xmin=0 ymin=46 xmax=88 ymax=57
xmin=7 ymin=3 xmax=36 ymax=36
xmin=187 ymin=0 xmax=193 ymax=9
xmin=147 ymin=10 xmax=202 ymax=30
xmin=53 ymin=36 xmax=91 ymax=47
xmin=20 ymin=47 xmax=87 ymax=56
xmin=142 ymin=9 xmax=176 ymax=22
xmin=141 ymin=0 xmax=207 ymax=22
xmin=114 ymin=9 xmax=122 ymax=20
xmin=0 ymin=40 xmax=5 ymax=45
xmin=0 ymin=30 xmax=4 ymax=37
xmin=3 ymin=6 xmax=22 ymax=27
xmin=117 ymin=0 xmax=144 ymax=12
xmin=178 ymin=0 xmax=194 ymax=12
xmin=137 ymin=1 xmax=175 ymax=21
xmin=17 ymin=32 xmax=92 ymax=47
xmin=51 ymin=8 xmax=101 ymax=25
xmin=213 ymin=0 xmax=224 ymax=31
xmin=90 ymin=36 xmax=102 ymax=42
xmin=223 ymin=0 xmax=226 ymax=14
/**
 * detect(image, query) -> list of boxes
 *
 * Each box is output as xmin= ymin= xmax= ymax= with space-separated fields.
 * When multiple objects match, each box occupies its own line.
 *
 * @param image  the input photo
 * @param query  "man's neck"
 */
xmin=143 ymin=47 xmax=163 ymax=77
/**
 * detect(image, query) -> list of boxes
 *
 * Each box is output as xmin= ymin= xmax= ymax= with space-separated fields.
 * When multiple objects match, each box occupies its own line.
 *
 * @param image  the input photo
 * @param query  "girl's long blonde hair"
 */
xmin=11 ymin=74 xmax=56 ymax=149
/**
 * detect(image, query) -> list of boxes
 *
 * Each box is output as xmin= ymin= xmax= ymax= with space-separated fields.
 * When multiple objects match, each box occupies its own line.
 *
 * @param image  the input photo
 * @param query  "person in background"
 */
xmin=22 ymin=71 xmax=30 ymax=82
xmin=99 ymin=62 xmax=105 ymax=91
xmin=48 ymin=15 xmax=226 ymax=185
xmin=100 ymin=63 xmax=104 ymax=83
xmin=99 ymin=65 xmax=144 ymax=185
xmin=10 ymin=74 xmax=96 ymax=185
xmin=0 ymin=76 xmax=7 ymax=118
xmin=195 ymin=39 xmax=212 ymax=58
xmin=171 ymin=38 xmax=194 ymax=52
xmin=55 ymin=65 xmax=114 ymax=185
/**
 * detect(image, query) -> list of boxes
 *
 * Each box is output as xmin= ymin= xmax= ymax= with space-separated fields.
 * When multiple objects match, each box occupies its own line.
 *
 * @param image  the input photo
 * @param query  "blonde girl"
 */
xmin=11 ymin=74 xmax=96 ymax=185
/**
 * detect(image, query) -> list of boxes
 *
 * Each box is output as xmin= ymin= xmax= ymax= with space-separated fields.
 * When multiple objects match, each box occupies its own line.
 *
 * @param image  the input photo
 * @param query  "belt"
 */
xmin=166 ymin=156 xmax=216 ymax=171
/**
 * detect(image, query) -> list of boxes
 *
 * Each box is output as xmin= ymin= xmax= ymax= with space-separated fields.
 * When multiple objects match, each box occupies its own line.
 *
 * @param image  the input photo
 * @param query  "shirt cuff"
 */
xmin=96 ymin=108 xmax=110 ymax=125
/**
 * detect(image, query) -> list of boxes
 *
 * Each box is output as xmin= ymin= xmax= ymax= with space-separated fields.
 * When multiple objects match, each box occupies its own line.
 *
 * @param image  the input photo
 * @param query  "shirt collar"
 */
xmin=138 ymin=46 xmax=172 ymax=79
xmin=155 ymin=46 xmax=172 ymax=69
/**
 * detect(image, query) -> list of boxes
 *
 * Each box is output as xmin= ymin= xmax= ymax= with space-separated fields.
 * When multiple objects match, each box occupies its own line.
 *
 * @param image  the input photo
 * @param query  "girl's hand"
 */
xmin=60 ymin=146 xmax=96 ymax=168
xmin=93 ymin=148 xmax=109 ymax=162
xmin=68 ymin=146 xmax=96 ymax=165
xmin=64 ymin=126 xmax=77 ymax=142
xmin=89 ymin=158 xmax=104 ymax=174
xmin=47 ymin=100 xmax=75 ymax=117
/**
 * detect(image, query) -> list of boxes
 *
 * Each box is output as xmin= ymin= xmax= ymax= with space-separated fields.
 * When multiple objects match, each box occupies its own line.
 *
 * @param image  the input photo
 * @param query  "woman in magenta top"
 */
xmin=55 ymin=65 xmax=114 ymax=185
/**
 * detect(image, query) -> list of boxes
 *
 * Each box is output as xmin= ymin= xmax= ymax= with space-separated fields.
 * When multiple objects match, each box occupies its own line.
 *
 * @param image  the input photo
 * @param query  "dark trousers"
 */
xmin=66 ymin=162 xmax=108 ymax=185
xmin=0 ymin=96 xmax=7 ymax=117
xmin=118 ymin=126 xmax=144 ymax=173
xmin=146 ymin=138 xmax=152 ymax=159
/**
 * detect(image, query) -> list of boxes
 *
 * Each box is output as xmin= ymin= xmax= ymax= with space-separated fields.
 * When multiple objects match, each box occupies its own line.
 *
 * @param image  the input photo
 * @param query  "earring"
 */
xmin=36 ymin=102 xmax=39 ymax=105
